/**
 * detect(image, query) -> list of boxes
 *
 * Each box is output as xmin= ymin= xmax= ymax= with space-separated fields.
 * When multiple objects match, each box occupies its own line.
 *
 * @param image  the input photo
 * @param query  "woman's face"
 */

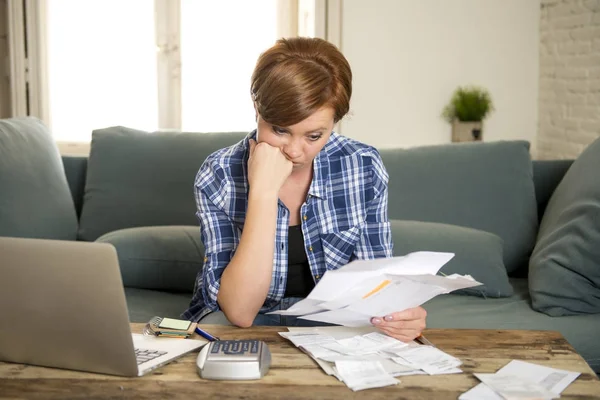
xmin=256 ymin=106 xmax=335 ymax=171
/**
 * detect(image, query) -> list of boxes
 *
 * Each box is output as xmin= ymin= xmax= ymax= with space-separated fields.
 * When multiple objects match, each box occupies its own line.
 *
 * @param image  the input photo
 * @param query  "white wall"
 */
xmin=339 ymin=0 xmax=541 ymax=151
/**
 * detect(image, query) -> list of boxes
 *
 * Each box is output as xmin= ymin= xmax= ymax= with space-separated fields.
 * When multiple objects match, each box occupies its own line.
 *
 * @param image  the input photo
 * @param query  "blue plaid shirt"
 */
xmin=182 ymin=131 xmax=393 ymax=322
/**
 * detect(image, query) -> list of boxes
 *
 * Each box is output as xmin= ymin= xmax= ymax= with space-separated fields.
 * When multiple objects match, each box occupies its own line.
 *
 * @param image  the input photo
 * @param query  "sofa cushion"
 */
xmin=390 ymin=220 xmax=513 ymax=297
xmin=0 ymin=117 xmax=78 ymax=240
xmin=380 ymin=140 xmax=538 ymax=274
xmin=529 ymin=137 xmax=600 ymax=316
xmin=78 ymin=126 xmax=247 ymax=241
xmin=96 ymin=225 xmax=204 ymax=293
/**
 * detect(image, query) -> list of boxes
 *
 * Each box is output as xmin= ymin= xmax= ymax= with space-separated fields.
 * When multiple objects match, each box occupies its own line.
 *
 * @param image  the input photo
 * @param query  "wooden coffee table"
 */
xmin=0 ymin=324 xmax=598 ymax=399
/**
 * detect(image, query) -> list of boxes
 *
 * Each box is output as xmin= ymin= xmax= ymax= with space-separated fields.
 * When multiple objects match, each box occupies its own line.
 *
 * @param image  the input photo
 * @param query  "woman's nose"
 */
xmin=282 ymin=140 xmax=301 ymax=159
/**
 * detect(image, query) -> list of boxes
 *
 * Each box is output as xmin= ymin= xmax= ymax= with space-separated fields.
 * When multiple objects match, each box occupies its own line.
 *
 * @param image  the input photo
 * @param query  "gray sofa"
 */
xmin=1 ymin=118 xmax=598 ymax=373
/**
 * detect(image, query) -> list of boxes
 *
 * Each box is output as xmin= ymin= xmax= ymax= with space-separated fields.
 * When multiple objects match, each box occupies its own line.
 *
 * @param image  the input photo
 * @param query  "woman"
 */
xmin=182 ymin=37 xmax=426 ymax=342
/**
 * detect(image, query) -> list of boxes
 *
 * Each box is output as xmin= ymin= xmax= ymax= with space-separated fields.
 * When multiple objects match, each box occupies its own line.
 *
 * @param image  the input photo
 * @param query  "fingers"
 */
xmin=382 ymin=307 xmax=427 ymax=322
xmin=377 ymin=326 xmax=421 ymax=343
xmin=371 ymin=307 xmax=426 ymax=324
xmin=246 ymin=138 xmax=293 ymax=193
xmin=249 ymin=138 xmax=279 ymax=154
xmin=370 ymin=307 xmax=427 ymax=342
xmin=371 ymin=317 xmax=426 ymax=333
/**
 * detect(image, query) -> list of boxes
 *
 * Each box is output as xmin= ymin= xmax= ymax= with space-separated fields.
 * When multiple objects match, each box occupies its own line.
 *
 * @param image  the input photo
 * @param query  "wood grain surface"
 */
xmin=0 ymin=324 xmax=598 ymax=399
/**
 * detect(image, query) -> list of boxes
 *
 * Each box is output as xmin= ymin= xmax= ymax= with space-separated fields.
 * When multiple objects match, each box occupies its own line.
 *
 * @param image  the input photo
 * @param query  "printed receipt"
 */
xmin=473 ymin=373 xmax=559 ymax=399
xmin=334 ymin=360 xmax=399 ymax=391
xmin=459 ymin=360 xmax=580 ymax=400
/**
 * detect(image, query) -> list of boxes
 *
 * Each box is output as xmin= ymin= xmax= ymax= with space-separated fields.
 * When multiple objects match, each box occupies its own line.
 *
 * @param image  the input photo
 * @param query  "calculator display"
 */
xmin=208 ymin=340 xmax=262 ymax=361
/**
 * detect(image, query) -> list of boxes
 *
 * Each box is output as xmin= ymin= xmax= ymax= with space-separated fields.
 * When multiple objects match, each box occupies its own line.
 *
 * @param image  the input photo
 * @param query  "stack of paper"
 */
xmin=387 ymin=344 xmax=462 ymax=375
xmin=459 ymin=360 xmax=580 ymax=399
xmin=280 ymin=326 xmax=463 ymax=391
xmin=268 ymin=251 xmax=482 ymax=326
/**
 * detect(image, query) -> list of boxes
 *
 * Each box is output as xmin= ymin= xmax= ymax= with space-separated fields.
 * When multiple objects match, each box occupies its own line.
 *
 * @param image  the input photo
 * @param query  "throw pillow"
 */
xmin=78 ymin=126 xmax=247 ymax=241
xmin=0 ymin=117 xmax=78 ymax=240
xmin=96 ymin=225 xmax=204 ymax=293
xmin=529 ymin=136 xmax=600 ymax=316
xmin=390 ymin=220 xmax=513 ymax=297
xmin=380 ymin=140 xmax=538 ymax=275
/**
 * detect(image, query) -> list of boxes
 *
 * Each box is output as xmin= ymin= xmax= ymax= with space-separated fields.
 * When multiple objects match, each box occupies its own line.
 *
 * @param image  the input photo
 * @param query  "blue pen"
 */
xmin=195 ymin=326 xmax=220 ymax=341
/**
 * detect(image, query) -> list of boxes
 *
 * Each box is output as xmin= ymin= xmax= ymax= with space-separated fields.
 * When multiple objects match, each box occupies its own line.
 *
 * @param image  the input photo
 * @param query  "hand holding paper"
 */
xmin=371 ymin=307 xmax=427 ymax=343
xmin=268 ymin=251 xmax=482 ymax=327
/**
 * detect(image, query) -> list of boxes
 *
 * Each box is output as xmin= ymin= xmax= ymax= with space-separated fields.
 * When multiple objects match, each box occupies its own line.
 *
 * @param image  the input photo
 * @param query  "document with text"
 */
xmin=280 ymin=326 xmax=464 ymax=390
xmin=268 ymin=251 xmax=481 ymax=326
xmin=459 ymin=360 xmax=580 ymax=400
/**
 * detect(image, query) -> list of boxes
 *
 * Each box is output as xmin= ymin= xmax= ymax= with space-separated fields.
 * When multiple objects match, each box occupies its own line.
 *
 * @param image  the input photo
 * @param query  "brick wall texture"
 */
xmin=538 ymin=0 xmax=600 ymax=159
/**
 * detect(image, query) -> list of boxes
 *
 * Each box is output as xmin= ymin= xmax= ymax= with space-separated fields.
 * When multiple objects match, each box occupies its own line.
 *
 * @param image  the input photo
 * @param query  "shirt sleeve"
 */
xmin=353 ymin=151 xmax=394 ymax=260
xmin=194 ymin=162 xmax=241 ymax=312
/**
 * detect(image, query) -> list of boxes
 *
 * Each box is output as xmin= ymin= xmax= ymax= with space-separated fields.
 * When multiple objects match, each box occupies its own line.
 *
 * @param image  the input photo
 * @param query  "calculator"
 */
xmin=196 ymin=340 xmax=271 ymax=380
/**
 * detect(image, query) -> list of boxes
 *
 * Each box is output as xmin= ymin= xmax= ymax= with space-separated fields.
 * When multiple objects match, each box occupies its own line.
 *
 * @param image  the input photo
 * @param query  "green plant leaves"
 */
xmin=442 ymin=86 xmax=494 ymax=122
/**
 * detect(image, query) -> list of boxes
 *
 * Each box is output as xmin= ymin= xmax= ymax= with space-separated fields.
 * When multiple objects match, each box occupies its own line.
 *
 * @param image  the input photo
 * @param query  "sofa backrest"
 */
xmin=0 ymin=117 xmax=78 ymax=240
xmin=380 ymin=141 xmax=542 ymax=274
xmin=75 ymin=127 xmax=248 ymax=241
xmin=61 ymin=136 xmax=573 ymax=247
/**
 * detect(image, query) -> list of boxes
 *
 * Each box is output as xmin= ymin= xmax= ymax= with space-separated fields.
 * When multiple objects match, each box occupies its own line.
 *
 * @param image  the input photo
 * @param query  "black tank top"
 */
xmin=284 ymin=225 xmax=316 ymax=297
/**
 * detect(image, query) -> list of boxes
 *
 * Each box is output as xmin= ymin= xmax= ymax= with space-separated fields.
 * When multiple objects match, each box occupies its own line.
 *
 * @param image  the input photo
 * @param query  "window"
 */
xmin=298 ymin=0 xmax=316 ymax=37
xmin=180 ymin=0 xmax=277 ymax=132
xmin=46 ymin=0 xmax=159 ymax=141
xmin=9 ymin=1 xmax=328 ymax=149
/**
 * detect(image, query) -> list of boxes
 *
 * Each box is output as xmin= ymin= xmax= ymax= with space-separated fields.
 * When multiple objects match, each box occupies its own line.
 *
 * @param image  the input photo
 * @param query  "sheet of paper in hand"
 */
xmin=268 ymin=251 xmax=481 ymax=326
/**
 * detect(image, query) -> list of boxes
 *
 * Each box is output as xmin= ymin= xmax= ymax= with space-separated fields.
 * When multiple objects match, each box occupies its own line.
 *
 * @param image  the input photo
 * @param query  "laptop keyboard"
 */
xmin=135 ymin=348 xmax=168 ymax=365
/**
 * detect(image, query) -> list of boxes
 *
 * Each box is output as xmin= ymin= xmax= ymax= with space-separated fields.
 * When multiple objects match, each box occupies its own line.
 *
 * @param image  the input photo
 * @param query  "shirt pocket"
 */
xmin=320 ymin=225 xmax=362 ymax=270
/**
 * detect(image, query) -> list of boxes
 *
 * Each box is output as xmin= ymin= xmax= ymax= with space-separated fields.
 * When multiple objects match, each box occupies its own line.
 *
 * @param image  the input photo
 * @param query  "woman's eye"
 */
xmin=272 ymin=126 xmax=286 ymax=135
xmin=309 ymin=134 xmax=323 ymax=141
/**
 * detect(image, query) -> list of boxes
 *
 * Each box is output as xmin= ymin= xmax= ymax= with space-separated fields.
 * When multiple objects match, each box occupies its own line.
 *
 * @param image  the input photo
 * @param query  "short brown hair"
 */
xmin=251 ymin=37 xmax=352 ymax=126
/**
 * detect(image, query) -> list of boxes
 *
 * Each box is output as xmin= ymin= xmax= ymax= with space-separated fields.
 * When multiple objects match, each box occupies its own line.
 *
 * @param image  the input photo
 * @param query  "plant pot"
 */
xmin=451 ymin=121 xmax=483 ymax=142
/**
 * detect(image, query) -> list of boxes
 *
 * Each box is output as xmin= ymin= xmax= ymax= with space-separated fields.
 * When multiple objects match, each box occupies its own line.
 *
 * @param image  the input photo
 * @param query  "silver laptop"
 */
xmin=0 ymin=236 xmax=206 ymax=376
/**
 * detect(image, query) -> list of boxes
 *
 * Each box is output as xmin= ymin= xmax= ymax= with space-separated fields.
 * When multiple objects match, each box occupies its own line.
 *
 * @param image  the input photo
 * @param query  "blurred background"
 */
xmin=0 ymin=0 xmax=598 ymax=158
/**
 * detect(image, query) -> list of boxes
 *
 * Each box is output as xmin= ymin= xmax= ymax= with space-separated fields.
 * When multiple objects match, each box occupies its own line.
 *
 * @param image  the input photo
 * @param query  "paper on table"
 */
xmin=334 ymin=360 xmax=400 ymax=391
xmin=277 ymin=332 xmax=336 ymax=347
xmin=313 ymin=357 xmax=339 ymax=378
xmin=287 ymin=326 xmax=380 ymax=339
xmin=459 ymin=360 xmax=581 ymax=400
xmin=301 ymin=344 xmax=343 ymax=359
xmin=282 ymin=327 xmax=460 ymax=381
xmin=390 ymin=345 xmax=462 ymax=375
xmin=474 ymin=373 xmax=559 ymax=400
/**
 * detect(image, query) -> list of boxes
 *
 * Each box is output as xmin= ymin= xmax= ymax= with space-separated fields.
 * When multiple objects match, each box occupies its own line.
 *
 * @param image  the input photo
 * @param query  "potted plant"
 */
xmin=442 ymin=86 xmax=494 ymax=142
